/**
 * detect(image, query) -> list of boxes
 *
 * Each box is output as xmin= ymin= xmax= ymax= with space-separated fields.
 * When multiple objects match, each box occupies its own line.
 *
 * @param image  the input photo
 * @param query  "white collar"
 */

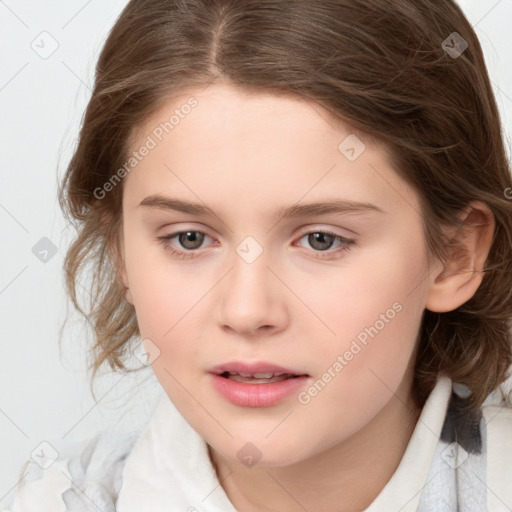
xmin=117 ymin=375 xmax=452 ymax=512
xmin=364 ymin=375 xmax=452 ymax=511
xmin=116 ymin=390 xmax=238 ymax=512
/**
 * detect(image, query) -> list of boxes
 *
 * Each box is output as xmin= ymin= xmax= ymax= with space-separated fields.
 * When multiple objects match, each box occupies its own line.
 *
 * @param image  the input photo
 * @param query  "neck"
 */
xmin=208 ymin=374 xmax=422 ymax=512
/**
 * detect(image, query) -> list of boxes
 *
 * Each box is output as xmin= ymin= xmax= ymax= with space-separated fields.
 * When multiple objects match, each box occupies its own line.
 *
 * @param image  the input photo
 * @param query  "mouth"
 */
xmin=216 ymin=371 xmax=304 ymax=384
xmin=210 ymin=361 xmax=309 ymax=381
xmin=208 ymin=361 xmax=310 ymax=407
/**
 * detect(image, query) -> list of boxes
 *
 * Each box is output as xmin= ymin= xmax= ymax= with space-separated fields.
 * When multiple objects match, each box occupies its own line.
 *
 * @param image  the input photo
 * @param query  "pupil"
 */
xmin=180 ymin=231 xmax=203 ymax=249
xmin=310 ymin=232 xmax=333 ymax=250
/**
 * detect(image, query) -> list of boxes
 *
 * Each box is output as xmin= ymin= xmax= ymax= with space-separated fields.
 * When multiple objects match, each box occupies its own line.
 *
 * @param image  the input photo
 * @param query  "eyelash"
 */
xmin=156 ymin=229 xmax=356 ymax=260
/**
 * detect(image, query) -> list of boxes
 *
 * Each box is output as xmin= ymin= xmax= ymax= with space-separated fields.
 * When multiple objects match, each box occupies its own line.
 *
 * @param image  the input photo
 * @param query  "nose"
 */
xmin=217 ymin=248 xmax=288 ymax=338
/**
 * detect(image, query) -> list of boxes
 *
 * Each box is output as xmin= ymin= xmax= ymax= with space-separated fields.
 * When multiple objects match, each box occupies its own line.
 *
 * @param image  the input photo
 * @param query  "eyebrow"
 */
xmin=138 ymin=194 xmax=385 ymax=221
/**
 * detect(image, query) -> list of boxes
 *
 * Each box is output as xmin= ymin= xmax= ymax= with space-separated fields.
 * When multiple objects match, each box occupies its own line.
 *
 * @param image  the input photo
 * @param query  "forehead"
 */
xmin=123 ymin=82 xmax=419 ymax=218
xmin=130 ymin=82 xmax=378 ymax=152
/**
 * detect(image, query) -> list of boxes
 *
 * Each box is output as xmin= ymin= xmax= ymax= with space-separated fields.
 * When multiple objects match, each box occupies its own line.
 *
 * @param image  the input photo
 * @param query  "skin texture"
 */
xmin=116 ymin=82 xmax=494 ymax=511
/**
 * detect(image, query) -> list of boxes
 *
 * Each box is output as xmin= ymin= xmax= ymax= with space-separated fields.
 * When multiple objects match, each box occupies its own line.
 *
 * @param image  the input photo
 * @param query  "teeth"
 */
xmin=224 ymin=372 xmax=293 ymax=384
xmin=228 ymin=372 xmax=278 ymax=378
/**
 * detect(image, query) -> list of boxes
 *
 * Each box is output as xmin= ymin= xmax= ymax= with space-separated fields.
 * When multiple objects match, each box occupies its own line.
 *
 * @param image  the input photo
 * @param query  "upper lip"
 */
xmin=209 ymin=361 xmax=308 ymax=376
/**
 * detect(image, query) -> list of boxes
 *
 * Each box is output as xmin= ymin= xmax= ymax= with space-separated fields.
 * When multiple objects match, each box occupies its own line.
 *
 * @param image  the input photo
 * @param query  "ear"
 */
xmin=102 ymin=211 xmax=134 ymax=306
xmin=425 ymin=201 xmax=494 ymax=313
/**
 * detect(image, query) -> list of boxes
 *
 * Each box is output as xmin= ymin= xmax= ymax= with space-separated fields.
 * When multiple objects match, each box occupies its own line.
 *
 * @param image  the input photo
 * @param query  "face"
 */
xmin=118 ymin=82 xmax=433 ymax=467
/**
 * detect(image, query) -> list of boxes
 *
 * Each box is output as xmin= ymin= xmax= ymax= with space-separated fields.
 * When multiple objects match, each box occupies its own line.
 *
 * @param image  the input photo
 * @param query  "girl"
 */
xmin=5 ymin=0 xmax=512 ymax=510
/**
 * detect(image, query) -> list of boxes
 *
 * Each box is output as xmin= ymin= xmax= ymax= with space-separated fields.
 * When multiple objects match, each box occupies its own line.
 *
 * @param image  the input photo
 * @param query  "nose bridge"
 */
xmin=217 ymin=233 xmax=285 ymax=335
xmin=228 ymin=234 xmax=272 ymax=304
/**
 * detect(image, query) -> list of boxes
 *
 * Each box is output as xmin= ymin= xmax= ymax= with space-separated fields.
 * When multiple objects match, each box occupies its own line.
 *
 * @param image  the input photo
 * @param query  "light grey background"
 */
xmin=0 ymin=0 xmax=511 ymax=506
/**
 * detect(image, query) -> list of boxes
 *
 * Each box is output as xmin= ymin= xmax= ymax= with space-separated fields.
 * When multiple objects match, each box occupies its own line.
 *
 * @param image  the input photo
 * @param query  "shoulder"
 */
xmin=2 ymin=430 xmax=140 ymax=512
xmin=480 ymin=403 xmax=512 ymax=510
xmin=437 ymin=386 xmax=512 ymax=511
xmin=441 ymin=379 xmax=512 ymax=455
xmin=1 ymin=458 xmax=73 ymax=512
xmin=480 ymin=376 xmax=512 ymax=453
xmin=419 ymin=386 xmax=512 ymax=511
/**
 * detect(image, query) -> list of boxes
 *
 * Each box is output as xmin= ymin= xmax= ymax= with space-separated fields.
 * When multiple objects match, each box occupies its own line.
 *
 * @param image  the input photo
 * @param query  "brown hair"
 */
xmin=58 ymin=0 xmax=512 ymax=411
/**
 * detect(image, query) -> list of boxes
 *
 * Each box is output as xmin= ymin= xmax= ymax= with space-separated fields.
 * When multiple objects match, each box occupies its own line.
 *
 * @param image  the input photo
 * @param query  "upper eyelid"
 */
xmin=160 ymin=224 xmax=355 ymax=238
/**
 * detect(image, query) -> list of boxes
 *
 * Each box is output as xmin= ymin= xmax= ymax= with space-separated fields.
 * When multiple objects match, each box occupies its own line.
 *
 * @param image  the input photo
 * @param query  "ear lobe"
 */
xmin=112 ymin=240 xmax=135 ymax=306
xmin=425 ymin=201 xmax=494 ymax=313
xmin=96 ymin=206 xmax=134 ymax=306
xmin=106 ymin=220 xmax=134 ymax=305
xmin=125 ymin=287 xmax=134 ymax=305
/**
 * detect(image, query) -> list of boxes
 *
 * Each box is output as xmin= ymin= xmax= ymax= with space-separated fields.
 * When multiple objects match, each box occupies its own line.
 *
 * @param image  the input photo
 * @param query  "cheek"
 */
xmin=303 ymin=234 xmax=427 ymax=403
xmin=122 ymin=232 xmax=200 ymax=349
xmin=310 ymin=233 xmax=427 ymax=344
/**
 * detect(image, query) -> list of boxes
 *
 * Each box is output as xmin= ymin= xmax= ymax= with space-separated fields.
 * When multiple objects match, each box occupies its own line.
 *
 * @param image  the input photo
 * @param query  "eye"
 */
xmin=157 ymin=230 xmax=213 ymax=259
xmin=294 ymin=229 xmax=355 ymax=259
xmin=157 ymin=228 xmax=356 ymax=260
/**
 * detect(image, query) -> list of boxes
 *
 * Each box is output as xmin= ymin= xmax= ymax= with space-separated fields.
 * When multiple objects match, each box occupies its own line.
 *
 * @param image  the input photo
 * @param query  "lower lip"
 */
xmin=209 ymin=373 xmax=309 ymax=407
